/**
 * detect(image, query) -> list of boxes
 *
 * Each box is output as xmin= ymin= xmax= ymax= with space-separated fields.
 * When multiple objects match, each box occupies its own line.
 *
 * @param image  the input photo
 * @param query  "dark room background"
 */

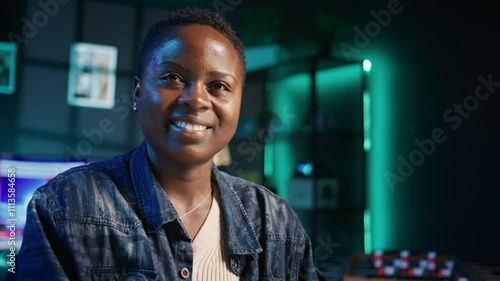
xmin=1 ymin=0 xmax=499 ymax=277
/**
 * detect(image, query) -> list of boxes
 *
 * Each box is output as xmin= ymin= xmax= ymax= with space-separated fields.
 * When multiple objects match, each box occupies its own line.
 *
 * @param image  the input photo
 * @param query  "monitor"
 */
xmin=0 ymin=156 xmax=87 ymax=251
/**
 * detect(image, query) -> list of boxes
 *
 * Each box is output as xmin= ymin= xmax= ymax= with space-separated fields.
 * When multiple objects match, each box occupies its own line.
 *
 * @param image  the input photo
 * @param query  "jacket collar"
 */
xmin=212 ymin=165 xmax=262 ymax=255
xmin=130 ymin=141 xmax=178 ymax=231
xmin=130 ymin=141 xmax=262 ymax=255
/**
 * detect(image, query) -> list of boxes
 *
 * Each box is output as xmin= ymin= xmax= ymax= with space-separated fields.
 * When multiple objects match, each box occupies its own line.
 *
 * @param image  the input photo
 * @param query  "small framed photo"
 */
xmin=67 ymin=42 xmax=118 ymax=109
xmin=0 ymin=42 xmax=17 ymax=95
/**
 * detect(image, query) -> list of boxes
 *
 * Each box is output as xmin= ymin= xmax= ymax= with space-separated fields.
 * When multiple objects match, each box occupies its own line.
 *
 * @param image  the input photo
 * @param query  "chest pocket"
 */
xmin=87 ymin=267 xmax=158 ymax=281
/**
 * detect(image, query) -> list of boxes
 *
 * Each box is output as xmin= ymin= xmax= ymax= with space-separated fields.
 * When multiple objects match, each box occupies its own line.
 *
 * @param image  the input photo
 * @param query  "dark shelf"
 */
xmin=230 ymin=130 xmax=363 ymax=142
xmin=258 ymin=55 xmax=364 ymax=81
xmin=252 ymin=55 xmax=367 ymax=256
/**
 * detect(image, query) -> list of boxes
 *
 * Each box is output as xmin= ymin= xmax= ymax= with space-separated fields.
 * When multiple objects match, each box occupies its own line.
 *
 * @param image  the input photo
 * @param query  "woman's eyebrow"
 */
xmin=206 ymin=70 xmax=237 ymax=83
xmin=156 ymin=60 xmax=189 ymax=71
xmin=156 ymin=61 xmax=237 ymax=82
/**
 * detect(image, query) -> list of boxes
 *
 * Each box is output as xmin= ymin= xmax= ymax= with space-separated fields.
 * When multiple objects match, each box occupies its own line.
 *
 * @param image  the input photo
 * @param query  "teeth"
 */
xmin=174 ymin=121 xmax=207 ymax=131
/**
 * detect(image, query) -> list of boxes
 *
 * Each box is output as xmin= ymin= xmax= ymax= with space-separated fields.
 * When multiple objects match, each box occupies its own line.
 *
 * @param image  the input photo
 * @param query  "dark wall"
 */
xmin=328 ymin=0 xmax=500 ymax=263
xmin=1 ymin=1 xmax=25 ymax=154
xmin=396 ymin=2 xmax=498 ymax=264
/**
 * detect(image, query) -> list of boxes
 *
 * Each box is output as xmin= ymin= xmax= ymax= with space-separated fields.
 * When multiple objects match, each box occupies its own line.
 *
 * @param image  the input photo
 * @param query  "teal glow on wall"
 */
xmin=363 ymin=52 xmax=396 ymax=252
xmin=316 ymin=64 xmax=363 ymax=140
xmin=266 ymin=53 xmax=396 ymax=251
xmin=264 ymin=142 xmax=274 ymax=178
xmin=266 ymin=72 xmax=312 ymax=198
xmin=316 ymin=64 xmax=363 ymax=97
xmin=244 ymin=44 xmax=280 ymax=72
xmin=364 ymin=209 xmax=372 ymax=254
xmin=266 ymin=140 xmax=309 ymax=199
xmin=266 ymin=73 xmax=312 ymax=133
xmin=363 ymin=91 xmax=372 ymax=151
xmin=265 ymin=63 xmax=364 ymax=199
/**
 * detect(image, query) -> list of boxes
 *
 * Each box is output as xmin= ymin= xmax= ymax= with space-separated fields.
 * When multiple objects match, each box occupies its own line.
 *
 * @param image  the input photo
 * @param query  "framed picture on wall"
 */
xmin=67 ymin=42 xmax=118 ymax=109
xmin=0 ymin=42 xmax=17 ymax=95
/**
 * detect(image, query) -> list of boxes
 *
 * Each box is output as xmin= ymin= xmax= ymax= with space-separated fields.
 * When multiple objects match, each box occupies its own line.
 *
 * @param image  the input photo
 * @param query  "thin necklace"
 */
xmin=179 ymin=188 xmax=213 ymax=219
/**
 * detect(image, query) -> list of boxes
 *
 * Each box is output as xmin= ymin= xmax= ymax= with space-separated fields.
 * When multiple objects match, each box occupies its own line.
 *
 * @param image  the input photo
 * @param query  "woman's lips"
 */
xmin=172 ymin=121 xmax=208 ymax=131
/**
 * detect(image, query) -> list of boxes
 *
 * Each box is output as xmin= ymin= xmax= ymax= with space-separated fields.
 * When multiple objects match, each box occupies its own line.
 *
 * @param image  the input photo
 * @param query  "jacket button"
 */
xmin=180 ymin=267 xmax=190 ymax=279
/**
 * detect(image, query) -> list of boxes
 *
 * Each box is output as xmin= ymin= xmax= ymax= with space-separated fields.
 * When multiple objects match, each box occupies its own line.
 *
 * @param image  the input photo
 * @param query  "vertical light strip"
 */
xmin=264 ymin=142 xmax=274 ymax=178
xmin=364 ymin=52 xmax=395 ymax=251
xmin=364 ymin=209 xmax=372 ymax=254
xmin=363 ymin=91 xmax=372 ymax=151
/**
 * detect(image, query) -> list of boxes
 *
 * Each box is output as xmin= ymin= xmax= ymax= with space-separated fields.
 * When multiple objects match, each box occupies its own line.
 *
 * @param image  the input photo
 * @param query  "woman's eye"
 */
xmin=209 ymin=82 xmax=228 ymax=91
xmin=162 ymin=73 xmax=183 ymax=82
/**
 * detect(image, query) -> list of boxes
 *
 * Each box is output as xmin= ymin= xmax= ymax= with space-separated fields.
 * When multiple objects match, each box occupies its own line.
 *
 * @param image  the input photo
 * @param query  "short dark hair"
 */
xmin=138 ymin=7 xmax=246 ymax=82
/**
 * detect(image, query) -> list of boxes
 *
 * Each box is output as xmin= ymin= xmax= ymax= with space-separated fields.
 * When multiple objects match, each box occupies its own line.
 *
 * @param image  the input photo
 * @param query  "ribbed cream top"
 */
xmin=191 ymin=190 xmax=240 ymax=281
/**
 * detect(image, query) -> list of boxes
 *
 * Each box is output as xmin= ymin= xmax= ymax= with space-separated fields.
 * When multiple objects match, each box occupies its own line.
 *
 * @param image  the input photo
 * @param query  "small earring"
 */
xmin=133 ymin=82 xmax=140 ymax=112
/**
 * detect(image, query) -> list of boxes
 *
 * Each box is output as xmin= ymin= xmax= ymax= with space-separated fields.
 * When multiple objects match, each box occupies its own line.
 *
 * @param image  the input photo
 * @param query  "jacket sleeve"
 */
xmin=297 ymin=235 xmax=331 ymax=281
xmin=5 ymin=191 xmax=71 ymax=281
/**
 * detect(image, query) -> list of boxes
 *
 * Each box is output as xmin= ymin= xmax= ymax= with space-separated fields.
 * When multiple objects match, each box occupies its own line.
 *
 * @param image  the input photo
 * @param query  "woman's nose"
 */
xmin=177 ymin=82 xmax=211 ymax=111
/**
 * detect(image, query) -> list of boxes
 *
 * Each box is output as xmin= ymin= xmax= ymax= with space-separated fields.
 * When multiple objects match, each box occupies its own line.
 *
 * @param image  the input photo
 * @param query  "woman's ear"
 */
xmin=132 ymin=76 xmax=141 ymax=111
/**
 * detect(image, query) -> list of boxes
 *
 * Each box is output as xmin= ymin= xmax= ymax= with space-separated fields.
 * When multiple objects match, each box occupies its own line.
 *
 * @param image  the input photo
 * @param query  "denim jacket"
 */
xmin=7 ymin=141 xmax=328 ymax=281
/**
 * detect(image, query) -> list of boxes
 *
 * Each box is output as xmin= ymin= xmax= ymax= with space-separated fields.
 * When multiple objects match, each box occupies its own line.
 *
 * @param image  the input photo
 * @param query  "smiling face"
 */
xmin=134 ymin=24 xmax=243 ymax=167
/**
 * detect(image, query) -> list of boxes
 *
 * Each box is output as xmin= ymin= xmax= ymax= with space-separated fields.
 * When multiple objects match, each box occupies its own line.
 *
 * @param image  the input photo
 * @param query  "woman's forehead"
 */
xmin=145 ymin=25 xmax=242 ymax=78
xmin=148 ymin=26 xmax=233 ymax=59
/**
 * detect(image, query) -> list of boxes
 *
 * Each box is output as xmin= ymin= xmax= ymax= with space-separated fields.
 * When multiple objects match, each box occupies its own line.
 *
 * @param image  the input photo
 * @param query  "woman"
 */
xmin=10 ymin=7 xmax=328 ymax=281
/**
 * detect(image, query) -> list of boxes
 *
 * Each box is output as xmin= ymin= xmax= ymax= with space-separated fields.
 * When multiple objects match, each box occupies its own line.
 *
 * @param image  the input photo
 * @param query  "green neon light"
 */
xmin=364 ymin=209 xmax=372 ymax=254
xmin=363 ymin=91 xmax=372 ymax=151
xmin=363 ymin=59 xmax=372 ymax=72
xmin=264 ymin=142 xmax=274 ymax=178
xmin=363 ymin=52 xmax=395 ymax=251
xmin=266 ymin=72 xmax=312 ymax=199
